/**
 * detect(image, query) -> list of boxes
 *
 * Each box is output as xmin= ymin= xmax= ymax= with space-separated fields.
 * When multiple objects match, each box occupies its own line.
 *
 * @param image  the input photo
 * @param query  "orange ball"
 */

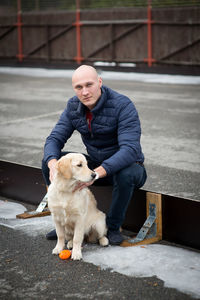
xmin=59 ymin=249 xmax=71 ymax=260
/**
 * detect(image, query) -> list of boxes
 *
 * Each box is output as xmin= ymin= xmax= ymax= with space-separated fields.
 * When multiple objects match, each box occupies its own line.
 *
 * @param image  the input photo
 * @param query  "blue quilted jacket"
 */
xmin=43 ymin=85 xmax=144 ymax=175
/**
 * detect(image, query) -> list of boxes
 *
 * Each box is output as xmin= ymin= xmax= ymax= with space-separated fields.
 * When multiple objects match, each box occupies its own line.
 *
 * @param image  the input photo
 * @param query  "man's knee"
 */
xmin=114 ymin=163 xmax=146 ymax=188
xmin=114 ymin=166 xmax=135 ymax=187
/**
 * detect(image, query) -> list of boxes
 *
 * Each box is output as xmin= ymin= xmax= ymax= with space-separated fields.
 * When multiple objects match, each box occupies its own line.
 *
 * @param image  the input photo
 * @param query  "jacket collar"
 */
xmin=77 ymin=100 xmax=86 ymax=116
xmin=92 ymin=86 xmax=107 ymax=114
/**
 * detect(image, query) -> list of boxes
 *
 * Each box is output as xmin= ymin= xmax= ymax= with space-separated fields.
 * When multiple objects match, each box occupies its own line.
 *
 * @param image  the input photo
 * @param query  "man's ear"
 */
xmin=57 ymin=157 xmax=72 ymax=179
xmin=98 ymin=76 xmax=102 ymax=88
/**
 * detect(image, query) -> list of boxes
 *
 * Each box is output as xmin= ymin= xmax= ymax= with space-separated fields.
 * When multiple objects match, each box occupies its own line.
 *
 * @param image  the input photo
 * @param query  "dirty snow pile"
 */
xmin=84 ymin=244 xmax=200 ymax=299
xmin=0 ymin=200 xmax=53 ymax=236
xmin=0 ymin=66 xmax=200 ymax=85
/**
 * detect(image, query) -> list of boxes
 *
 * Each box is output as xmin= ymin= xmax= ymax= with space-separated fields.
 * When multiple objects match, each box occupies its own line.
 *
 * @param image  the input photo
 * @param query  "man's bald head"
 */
xmin=72 ymin=65 xmax=99 ymax=85
xmin=72 ymin=65 xmax=102 ymax=110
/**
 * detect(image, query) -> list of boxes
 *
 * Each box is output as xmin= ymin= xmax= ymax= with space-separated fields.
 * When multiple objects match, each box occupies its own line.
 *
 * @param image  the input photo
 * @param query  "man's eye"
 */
xmin=77 ymin=163 xmax=82 ymax=167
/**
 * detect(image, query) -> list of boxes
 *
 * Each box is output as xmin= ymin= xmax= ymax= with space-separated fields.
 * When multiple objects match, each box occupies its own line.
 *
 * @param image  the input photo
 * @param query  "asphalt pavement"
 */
xmin=0 ymin=208 xmax=197 ymax=300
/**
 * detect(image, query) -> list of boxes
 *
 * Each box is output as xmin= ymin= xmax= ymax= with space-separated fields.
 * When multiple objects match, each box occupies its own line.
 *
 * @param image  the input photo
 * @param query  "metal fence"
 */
xmin=0 ymin=0 xmax=199 ymax=68
xmin=0 ymin=0 xmax=200 ymax=12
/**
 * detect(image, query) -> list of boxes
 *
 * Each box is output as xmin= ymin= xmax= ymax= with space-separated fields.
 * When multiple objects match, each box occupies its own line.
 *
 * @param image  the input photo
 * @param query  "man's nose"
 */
xmin=82 ymin=87 xmax=89 ymax=95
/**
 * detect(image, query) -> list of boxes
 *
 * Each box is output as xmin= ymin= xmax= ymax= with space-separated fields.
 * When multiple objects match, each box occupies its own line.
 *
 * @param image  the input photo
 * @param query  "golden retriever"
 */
xmin=48 ymin=153 xmax=109 ymax=260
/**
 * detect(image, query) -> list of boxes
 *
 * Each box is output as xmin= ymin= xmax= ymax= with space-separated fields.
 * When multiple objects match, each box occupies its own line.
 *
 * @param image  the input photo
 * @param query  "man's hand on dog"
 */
xmin=73 ymin=166 xmax=107 ymax=192
xmin=48 ymin=159 xmax=58 ymax=183
xmin=74 ymin=180 xmax=95 ymax=191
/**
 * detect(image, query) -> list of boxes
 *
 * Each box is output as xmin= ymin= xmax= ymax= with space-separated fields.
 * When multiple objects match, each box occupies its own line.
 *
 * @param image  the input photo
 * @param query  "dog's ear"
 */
xmin=57 ymin=157 xmax=72 ymax=179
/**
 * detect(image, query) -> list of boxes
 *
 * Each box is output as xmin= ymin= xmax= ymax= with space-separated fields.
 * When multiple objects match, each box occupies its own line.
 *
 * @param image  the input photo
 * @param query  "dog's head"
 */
xmin=56 ymin=153 xmax=96 ymax=182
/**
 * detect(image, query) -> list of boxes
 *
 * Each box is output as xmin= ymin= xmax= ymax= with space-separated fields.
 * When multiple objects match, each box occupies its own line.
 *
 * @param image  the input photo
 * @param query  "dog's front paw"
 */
xmin=67 ymin=240 xmax=73 ymax=250
xmin=52 ymin=246 xmax=63 ymax=255
xmin=71 ymin=249 xmax=82 ymax=260
xmin=99 ymin=236 xmax=109 ymax=246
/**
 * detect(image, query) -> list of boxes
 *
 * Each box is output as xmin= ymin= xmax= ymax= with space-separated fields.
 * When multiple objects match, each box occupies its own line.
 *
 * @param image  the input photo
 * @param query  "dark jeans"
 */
xmin=42 ymin=152 xmax=147 ymax=232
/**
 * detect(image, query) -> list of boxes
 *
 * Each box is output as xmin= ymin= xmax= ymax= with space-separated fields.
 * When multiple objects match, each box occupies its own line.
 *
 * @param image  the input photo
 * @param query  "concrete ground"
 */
xmin=0 ymin=67 xmax=200 ymax=300
xmin=0 ymin=68 xmax=200 ymax=201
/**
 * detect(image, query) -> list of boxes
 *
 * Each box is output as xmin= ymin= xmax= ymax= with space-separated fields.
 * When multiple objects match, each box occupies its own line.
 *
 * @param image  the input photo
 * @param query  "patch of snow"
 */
xmin=0 ymin=200 xmax=53 ymax=236
xmin=0 ymin=66 xmax=199 ymax=85
xmin=83 ymin=244 xmax=200 ymax=299
xmin=0 ymin=200 xmax=26 ymax=219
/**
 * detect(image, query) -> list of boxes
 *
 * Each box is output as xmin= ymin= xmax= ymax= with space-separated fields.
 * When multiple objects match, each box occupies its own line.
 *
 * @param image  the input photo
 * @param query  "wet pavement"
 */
xmin=0 ymin=68 xmax=200 ymax=201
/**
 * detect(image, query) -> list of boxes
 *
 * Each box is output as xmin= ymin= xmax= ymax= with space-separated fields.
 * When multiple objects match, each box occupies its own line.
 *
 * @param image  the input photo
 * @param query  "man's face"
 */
xmin=72 ymin=68 xmax=102 ymax=110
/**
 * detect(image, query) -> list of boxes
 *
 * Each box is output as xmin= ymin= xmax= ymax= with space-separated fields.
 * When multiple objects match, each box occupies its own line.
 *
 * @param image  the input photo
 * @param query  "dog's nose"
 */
xmin=91 ymin=172 xmax=96 ymax=180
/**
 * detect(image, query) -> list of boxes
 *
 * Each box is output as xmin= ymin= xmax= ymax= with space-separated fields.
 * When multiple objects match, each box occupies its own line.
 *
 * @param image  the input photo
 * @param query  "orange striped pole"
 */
xmin=74 ymin=0 xmax=83 ymax=64
xmin=16 ymin=0 xmax=23 ymax=62
xmin=144 ymin=0 xmax=155 ymax=67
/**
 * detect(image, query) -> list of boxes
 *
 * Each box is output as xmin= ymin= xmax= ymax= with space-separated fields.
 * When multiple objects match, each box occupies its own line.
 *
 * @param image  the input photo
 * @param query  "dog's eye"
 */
xmin=77 ymin=163 xmax=82 ymax=167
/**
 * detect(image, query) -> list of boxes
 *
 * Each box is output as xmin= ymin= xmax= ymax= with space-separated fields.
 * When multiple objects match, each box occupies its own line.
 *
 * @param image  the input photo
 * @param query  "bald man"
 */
xmin=42 ymin=65 xmax=147 ymax=245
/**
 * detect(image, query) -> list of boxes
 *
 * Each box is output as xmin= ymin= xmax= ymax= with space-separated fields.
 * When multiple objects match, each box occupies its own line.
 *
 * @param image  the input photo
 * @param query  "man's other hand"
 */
xmin=48 ymin=159 xmax=57 ymax=183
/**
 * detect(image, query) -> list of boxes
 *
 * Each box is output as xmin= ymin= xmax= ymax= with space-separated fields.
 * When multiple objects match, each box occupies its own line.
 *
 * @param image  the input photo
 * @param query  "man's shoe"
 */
xmin=46 ymin=229 xmax=57 ymax=240
xmin=107 ymin=230 xmax=124 ymax=245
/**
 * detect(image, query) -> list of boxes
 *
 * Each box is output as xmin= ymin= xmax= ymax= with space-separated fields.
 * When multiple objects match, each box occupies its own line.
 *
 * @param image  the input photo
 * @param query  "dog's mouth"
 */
xmin=73 ymin=172 xmax=96 ymax=183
